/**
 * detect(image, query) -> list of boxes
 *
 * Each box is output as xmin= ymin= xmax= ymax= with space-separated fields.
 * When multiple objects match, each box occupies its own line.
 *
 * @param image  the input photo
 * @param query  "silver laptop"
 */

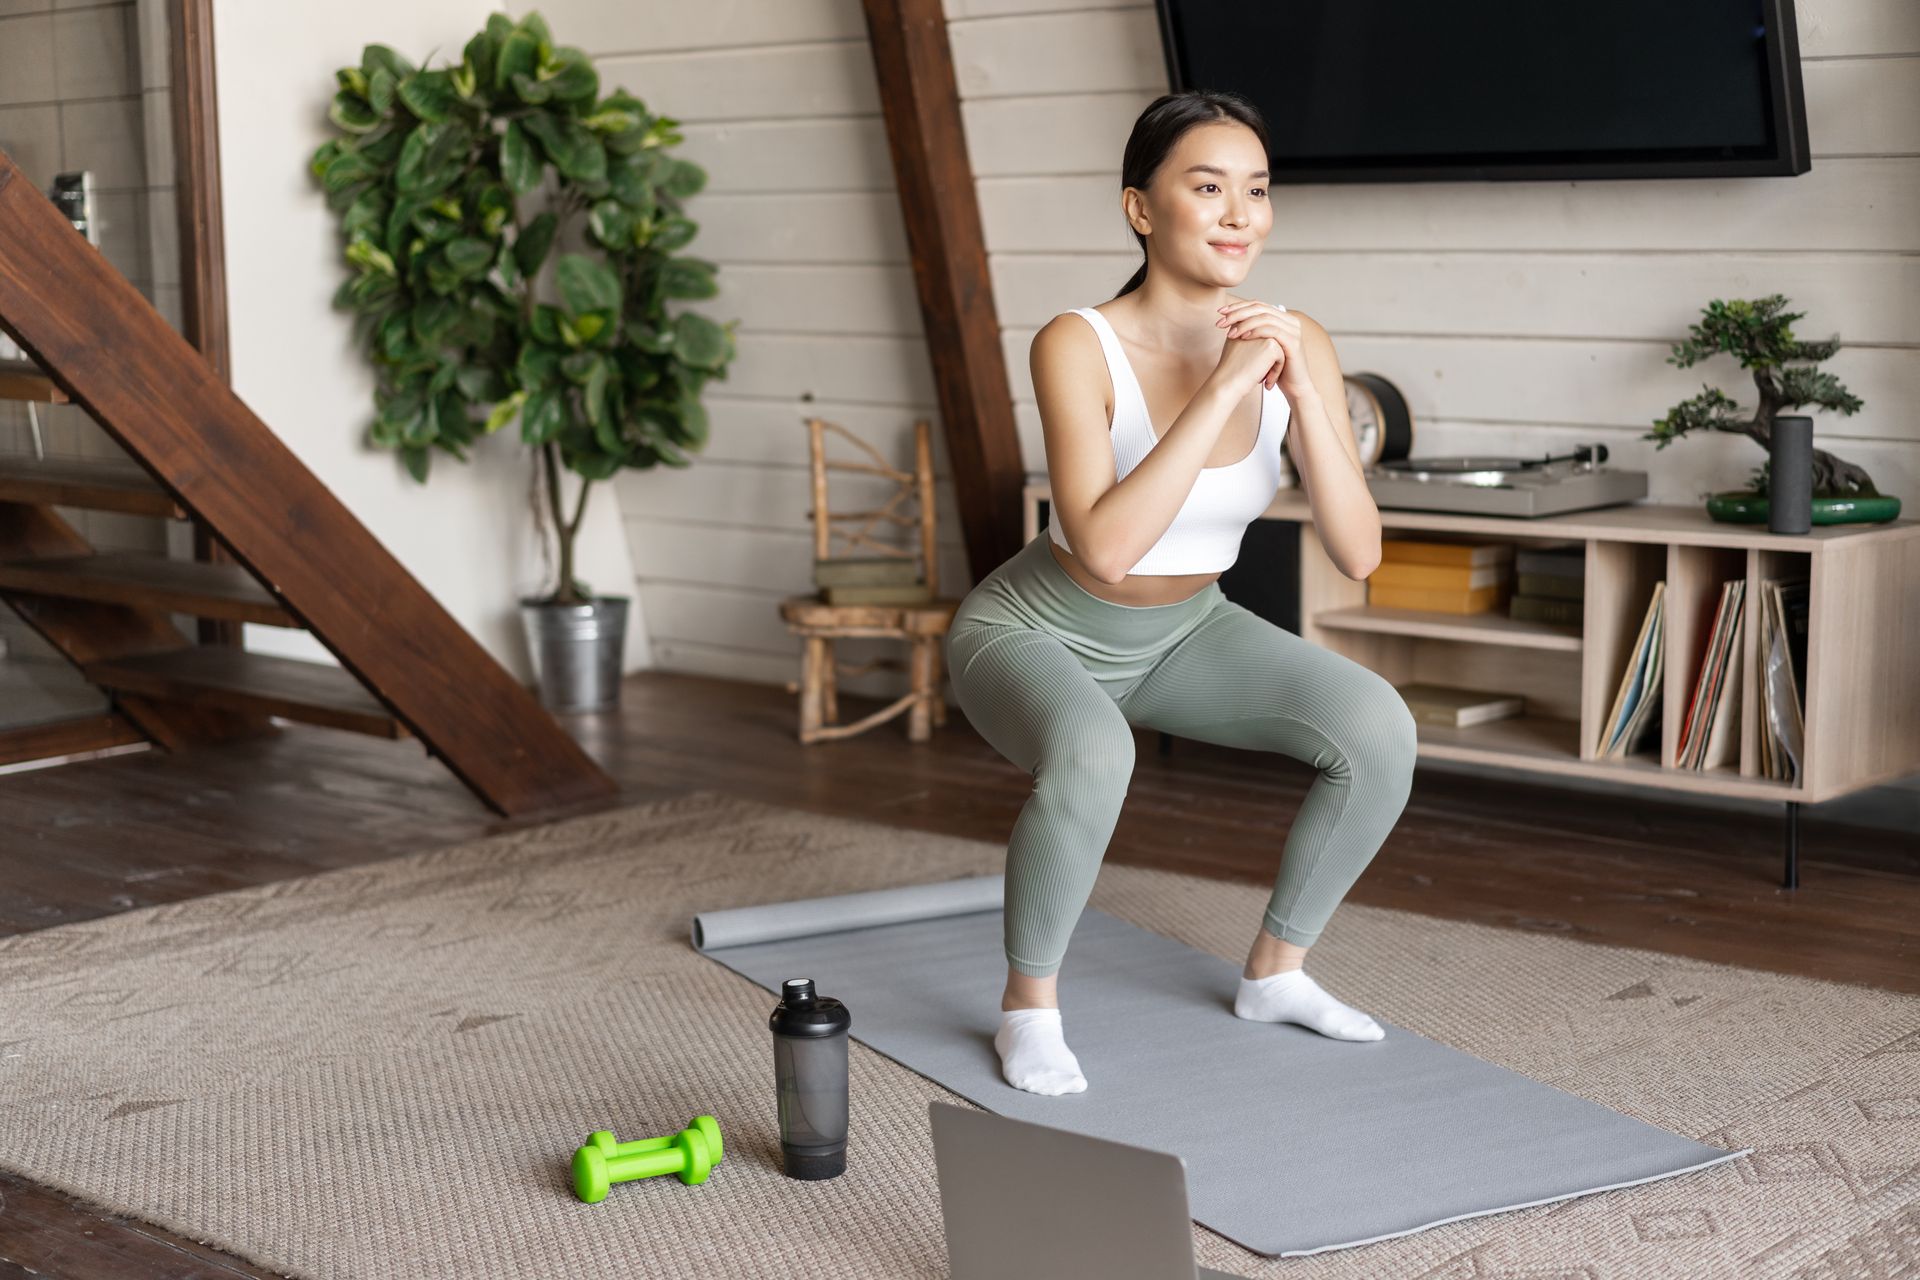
xmin=930 ymin=1101 xmax=1242 ymax=1280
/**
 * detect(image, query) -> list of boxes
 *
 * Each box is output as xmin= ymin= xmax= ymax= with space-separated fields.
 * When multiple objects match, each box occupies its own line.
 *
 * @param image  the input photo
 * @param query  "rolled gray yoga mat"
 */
xmin=692 ymin=875 xmax=1749 ymax=1258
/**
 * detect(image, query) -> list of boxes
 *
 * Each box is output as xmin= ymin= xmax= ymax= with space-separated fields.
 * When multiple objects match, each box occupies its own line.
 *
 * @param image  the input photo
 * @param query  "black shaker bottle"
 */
xmin=769 ymin=977 xmax=851 ymax=1179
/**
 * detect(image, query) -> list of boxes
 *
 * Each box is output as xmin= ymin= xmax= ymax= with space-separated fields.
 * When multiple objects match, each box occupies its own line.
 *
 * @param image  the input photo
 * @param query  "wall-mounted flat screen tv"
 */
xmin=1154 ymin=0 xmax=1811 ymax=182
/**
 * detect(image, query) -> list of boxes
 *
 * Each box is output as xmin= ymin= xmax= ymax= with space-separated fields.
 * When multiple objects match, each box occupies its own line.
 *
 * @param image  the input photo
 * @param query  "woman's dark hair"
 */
xmin=1113 ymin=90 xmax=1270 ymax=298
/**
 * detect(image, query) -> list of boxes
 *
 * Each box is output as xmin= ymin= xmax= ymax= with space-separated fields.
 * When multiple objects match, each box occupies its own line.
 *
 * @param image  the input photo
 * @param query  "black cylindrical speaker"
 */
xmin=1768 ymin=415 xmax=1813 ymax=534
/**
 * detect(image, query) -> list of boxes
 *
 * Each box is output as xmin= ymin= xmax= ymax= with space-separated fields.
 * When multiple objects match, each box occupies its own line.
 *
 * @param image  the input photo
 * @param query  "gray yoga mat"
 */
xmin=692 ymin=875 xmax=1750 ymax=1259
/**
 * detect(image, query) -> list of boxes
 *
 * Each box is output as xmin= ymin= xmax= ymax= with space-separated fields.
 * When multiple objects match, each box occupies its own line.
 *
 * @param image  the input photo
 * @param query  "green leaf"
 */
xmin=516 ymin=342 xmax=562 ymax=389
xmin=398 ymin=69 xmax=458 ymax=122
xmin=463 ymin=30 xmax=499 ymax=90
xmin=329 ymin=91 xmax=382 ymax=134
xmin=515 ymin=211 xmax=558 ymax=277
xmin=378 ymin=310 xmax=415 ymax=360
xmin=571 ymin=312 xmax=608 ymax=344
xmin=321 ymin=146 xmax=378 ymax=194
xmin=445 ymin=236 xmax=495 ymax=276
xmin=400 ymin=445 xmax=431 ymax=483
xmin=658 ymin=256 xmax=717 ymax=300
xmin=647 ymin=214 xmax=696 ymax=254
xmin=337 ymin=66 xmax=369 ymax=98
xmin=543 ymin=47 xmax=598 ymax=102
xmin=309 ymin=138 xmax=343 ymax=177
xmin=672 ymin=312 xmax=729 ymax=369
xmin=661 ymin=157 xmax=707 ymax=199
xmin=556 ymin=253 xmax=621 ymax=314
xmin=362 ymin=43 xmax=416 ymax=84
xmin=584 ymin=357 xmax=612 ymax=427
xmin=560 ymin=350 xmax=599 ymax=383
xmin=483 ymin=389 xmax=527 ymax=434
xmin=342 ymin=187 xmax=391 ymax=242
xmin=519 ymin=13 xmax=553 ymax=47
xmin=510 ymin=70 xmax=554 ymax=104
xmin=605 ymin=155 xmax=653 ymax=208
xmin=522 ymin=110 xmax=604 ymax=183
xmin=366 ymin=67 xmax=397 ymax=115
xmin=582 ymin=106 xmax=642 ymax=135
xmin=411 ymin=296 xmax=462 ymax=346
xmin=485 ymin=13 xmax=513 ymax=42
xmin=588 ymin=199 xmax=633 ymax=248
xmin=521 ymin=386 xmax=564 ymax=444
xmin=532 ymin=305 xmax=566 ymax=345
xmin=476 ymin=182 xmax=514 ymax=237
xmin=500 ymin=120 xmax=541 ymax=195
xmin=345 ymin=238 xmax=398 ymax=277
xmin=495 ymin=27 xmax=539 ymax=89
xmin=456 ymin=364 xmax=505 ymax=402
xmin=395 ymin=123 xmax=441 ymax=194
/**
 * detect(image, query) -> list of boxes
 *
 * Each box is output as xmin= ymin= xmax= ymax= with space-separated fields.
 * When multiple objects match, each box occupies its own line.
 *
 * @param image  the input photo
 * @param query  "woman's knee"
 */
xmin=1305 ymin=671 xmax=1417 ymax=785
xmin=1350 ymin=675 xmax=1420 ymax=781
xmin=1034 ymin=724 xmax=1136 ymax=802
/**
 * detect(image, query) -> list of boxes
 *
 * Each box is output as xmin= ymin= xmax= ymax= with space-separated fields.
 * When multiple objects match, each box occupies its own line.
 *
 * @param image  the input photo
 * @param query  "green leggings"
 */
xmin=945 ymin=533 xmax=1419 ymax=978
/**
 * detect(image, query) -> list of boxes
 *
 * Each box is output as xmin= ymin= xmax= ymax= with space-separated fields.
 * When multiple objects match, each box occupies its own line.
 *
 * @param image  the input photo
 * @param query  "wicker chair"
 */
xmin=778 ymin=417 xmax=960 ymax=743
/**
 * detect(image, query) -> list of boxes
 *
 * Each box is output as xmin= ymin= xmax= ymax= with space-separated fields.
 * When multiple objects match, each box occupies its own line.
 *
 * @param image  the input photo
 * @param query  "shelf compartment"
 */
xmin=1580 ymin=540 xmax=1668 ymax=763
xmin=1315 ymin=604 xmax=1581 ymax=651
xmin=1750 ymin=546 xmax=1814 ymax=788
xmin=1662 ymin=542 xmax=1749 ymax=772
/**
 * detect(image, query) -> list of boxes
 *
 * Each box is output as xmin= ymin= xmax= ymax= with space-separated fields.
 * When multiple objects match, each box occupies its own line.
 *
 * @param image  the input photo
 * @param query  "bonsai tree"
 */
xmin=309 ymin=10 xmax=736 ymax=604
xmin=1646 ymin=294 xmax=1876 ymax=498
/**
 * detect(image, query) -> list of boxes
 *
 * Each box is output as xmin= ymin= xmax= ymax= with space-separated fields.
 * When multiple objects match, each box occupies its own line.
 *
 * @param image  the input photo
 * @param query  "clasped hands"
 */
xmin=1217 ymin=296 xmax=1316 ymax=401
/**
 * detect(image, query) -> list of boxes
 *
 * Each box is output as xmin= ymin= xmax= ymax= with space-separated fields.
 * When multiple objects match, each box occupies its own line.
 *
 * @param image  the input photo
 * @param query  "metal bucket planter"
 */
xmin=520 ymin=595 xmax=630 ymax=713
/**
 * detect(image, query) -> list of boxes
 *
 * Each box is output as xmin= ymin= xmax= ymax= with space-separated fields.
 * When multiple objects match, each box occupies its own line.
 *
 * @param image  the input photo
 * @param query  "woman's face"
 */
xmin=1127 ymin=121 xmax=1271 ymax=285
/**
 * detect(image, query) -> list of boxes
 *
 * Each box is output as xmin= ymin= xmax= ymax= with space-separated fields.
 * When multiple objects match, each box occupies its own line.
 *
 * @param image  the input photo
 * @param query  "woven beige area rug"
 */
xmin=0 ymin=790 xmax=1913 ymax=1279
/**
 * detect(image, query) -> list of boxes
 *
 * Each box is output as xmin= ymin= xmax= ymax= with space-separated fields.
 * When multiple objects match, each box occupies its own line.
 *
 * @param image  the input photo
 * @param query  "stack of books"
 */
xmin=1596 ymin=581 xmax=1665 ymax=759
xmin=1676 ymin=579 xmax=1744 ymax=771
xmin=813 ymin=555 xmax=930 ymax=605
xmin=1508 ymin=544 xmax=1585 ymax=627
xmin=1367 ymin=539 xmax=1514 ymax=614
xmin=1758 ymin=575 xmax=1810 ymax=781
xmin=1395 ymin=682 xmax=1524 ymax=729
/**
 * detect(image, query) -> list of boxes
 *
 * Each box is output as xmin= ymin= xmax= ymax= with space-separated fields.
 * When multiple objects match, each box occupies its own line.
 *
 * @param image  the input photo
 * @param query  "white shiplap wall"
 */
xmin=551 ymin=0 xmax=1916 ymax=821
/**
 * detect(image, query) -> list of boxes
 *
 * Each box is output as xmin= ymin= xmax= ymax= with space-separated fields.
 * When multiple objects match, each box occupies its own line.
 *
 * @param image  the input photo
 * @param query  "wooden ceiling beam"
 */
xmin=862 ymin=0 xmax=1026 ymax=582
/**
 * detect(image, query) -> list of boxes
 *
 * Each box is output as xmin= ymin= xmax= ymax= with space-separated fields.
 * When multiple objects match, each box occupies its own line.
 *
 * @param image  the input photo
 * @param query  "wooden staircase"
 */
xmin=0 ymin=149 xmax=616 ymax=815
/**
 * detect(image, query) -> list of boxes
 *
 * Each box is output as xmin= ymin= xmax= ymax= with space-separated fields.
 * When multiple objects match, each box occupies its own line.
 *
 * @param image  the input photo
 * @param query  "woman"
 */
xmin=944 ymin=90 xmax=1419 ymax=1096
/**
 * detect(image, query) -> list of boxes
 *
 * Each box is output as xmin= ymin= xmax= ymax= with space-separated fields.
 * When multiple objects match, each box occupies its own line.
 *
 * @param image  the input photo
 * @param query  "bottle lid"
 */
xmin=769 ymin=977 xmax=851 ymax=1038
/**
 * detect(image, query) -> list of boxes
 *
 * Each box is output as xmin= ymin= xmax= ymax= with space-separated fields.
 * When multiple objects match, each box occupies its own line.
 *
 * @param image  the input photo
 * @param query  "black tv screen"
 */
xmin=1154 ymin=0 xmax=1810 ymax=182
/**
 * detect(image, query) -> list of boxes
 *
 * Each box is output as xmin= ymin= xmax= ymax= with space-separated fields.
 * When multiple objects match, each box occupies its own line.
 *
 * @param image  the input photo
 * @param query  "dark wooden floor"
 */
xmin=2 ymin=671 xmax=1915 ymax=1278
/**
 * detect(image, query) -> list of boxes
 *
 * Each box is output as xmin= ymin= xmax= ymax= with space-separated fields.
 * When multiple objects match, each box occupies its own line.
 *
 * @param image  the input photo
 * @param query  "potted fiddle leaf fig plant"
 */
xmin=1647 ymin=294 xmax=1900 ymax=524
xmin=310 ymin=10 xmax=736 ymax=711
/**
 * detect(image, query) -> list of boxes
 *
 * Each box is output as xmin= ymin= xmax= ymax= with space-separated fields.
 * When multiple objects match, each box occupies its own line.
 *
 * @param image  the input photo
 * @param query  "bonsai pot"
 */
xmin=1704 ymin=491 xmax=1903 ymax=526
xmin=519 ymin=594 xmax=630 ymax=713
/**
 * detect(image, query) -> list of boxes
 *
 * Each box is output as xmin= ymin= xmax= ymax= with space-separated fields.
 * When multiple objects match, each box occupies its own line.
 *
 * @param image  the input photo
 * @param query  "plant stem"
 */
xmin=542 ymin=440 xmax=577 ymax=603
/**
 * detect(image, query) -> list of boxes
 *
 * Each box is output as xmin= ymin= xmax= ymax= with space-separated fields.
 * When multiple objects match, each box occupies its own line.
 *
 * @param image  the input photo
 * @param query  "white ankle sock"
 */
xmin=993 ymin=1007 xmax=1088 ymax=1095
xmin=1234 ymin=967 xmax=1384 ymax=1041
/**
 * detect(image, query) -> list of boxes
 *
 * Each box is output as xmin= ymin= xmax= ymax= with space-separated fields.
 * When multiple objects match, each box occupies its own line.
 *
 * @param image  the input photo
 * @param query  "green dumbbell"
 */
xmin=572 ymin=1115 xmax=725 ymax=1203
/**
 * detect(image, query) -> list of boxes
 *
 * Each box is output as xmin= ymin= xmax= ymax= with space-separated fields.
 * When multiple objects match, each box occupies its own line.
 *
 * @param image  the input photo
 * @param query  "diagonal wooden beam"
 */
xmin=0 ymin=148 xmax=617 ymax=817
xmin=861 ymin=0 xmax=1026 ymax=581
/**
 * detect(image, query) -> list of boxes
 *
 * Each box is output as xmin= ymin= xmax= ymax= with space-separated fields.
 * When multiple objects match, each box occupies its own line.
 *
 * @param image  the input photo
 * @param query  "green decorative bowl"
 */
xmin=1705 ymin=491 xmax=1903 ymax=525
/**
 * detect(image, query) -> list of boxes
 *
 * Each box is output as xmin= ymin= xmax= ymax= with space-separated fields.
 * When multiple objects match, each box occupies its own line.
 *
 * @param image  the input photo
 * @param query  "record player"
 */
xmin=1364 ymin=444 xmax=1647 ymax=518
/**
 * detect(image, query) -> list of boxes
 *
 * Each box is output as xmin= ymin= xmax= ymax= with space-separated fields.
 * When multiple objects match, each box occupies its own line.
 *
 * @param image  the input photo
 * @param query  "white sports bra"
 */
xmin=1048 ymin=305 xmax=1289 ymax=576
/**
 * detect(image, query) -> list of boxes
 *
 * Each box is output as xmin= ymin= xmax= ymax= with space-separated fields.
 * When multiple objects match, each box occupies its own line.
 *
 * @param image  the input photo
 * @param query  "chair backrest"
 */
xmin=802 ymin=416 xmax=938 ymax=596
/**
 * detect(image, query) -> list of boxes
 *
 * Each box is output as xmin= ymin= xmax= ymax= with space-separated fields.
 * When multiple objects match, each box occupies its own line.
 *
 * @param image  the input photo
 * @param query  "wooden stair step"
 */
xmin=0 ymin=456 xmax=184 ymax=518
xmin=0 ymin=552 xmax=296 ymax=626
xmin=0 ymin=358 xmax=67 ymax=403
xmin=84 ymin=647 xmax=408 ymax=739
xmin=0 ymin=713 xmax=145 ymax=767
